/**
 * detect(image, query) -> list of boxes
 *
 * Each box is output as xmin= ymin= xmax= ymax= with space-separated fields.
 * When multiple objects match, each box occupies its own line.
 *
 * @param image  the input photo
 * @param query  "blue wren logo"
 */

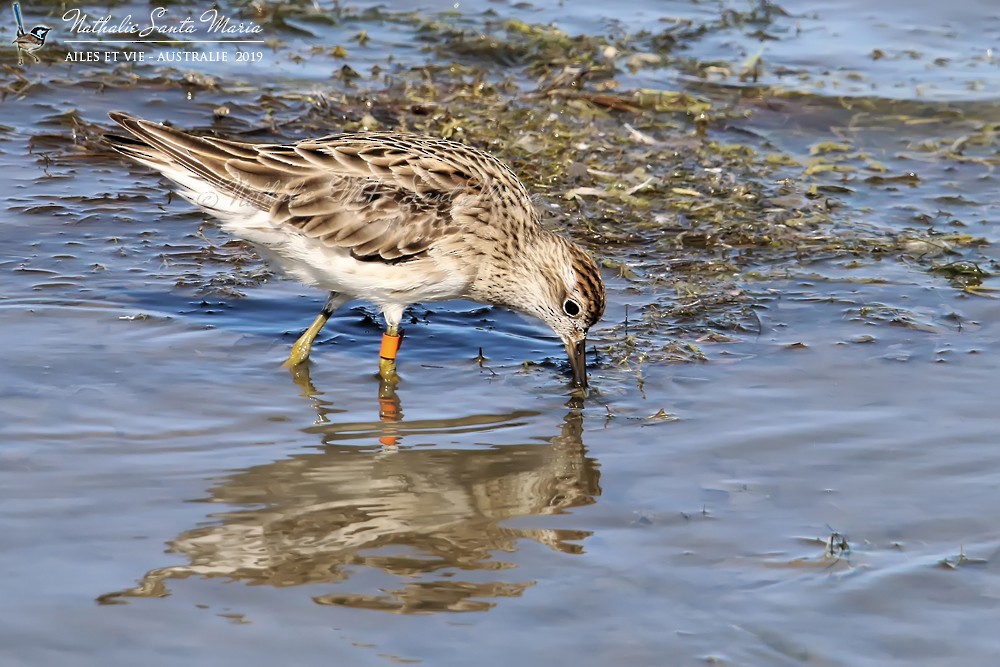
xmin=11 ymin=1 xmax=50 ymax=64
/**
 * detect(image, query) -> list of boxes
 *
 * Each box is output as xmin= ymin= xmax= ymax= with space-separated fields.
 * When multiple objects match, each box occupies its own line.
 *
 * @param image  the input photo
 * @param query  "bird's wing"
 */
xmin=106 ymin=113 xmax=506 ymax=263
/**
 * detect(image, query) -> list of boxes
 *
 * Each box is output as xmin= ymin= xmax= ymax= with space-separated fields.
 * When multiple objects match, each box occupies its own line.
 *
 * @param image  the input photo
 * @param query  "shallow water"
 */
xmin=3 ymin=0 xmax=1000 ymax=665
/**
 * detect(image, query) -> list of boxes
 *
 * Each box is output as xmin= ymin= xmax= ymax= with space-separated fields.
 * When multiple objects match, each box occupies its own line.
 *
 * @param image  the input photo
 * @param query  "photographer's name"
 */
xmin=62 ymin=7 xmax=263 ymax=38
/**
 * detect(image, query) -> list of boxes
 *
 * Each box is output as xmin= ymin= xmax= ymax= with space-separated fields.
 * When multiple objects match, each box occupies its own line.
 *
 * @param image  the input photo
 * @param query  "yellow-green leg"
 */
xmin=282 ymin=292 xmax=343 ymax=368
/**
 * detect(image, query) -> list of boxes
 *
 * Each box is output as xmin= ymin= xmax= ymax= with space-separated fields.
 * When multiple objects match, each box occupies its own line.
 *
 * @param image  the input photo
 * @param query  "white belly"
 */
xmin=225 ymin=212 xmax=470 ymax=309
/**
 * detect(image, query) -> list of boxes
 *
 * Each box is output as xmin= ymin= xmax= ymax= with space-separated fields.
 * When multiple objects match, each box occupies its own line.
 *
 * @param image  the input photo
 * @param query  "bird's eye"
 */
xmin=563 ymin=299 xmax=581 ymax=317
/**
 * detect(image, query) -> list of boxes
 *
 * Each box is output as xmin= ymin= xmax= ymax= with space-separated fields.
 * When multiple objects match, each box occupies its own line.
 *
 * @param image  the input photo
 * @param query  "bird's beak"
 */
xmin=564 ymin=337 xmax=588 ymax=388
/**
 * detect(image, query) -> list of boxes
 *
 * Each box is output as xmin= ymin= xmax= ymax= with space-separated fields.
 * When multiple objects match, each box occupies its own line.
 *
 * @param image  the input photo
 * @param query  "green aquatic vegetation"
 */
xmin=938 ymin=546 xmax=989 ymax=570
xmin=809 ymin=141 xmax=853 ymax=156
xmin=929 ymin=260 xmax=997 ymax=296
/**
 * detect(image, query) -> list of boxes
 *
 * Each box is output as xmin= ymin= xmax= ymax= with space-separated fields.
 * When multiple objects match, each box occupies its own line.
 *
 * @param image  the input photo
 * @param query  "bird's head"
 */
xmin=516 ymin=235 xmax=606 ymax=388
xmin=30 ymin=26 xmax=51 ymax=39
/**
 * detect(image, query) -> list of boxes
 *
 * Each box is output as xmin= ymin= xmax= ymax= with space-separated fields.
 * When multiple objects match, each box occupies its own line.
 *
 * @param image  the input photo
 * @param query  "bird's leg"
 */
xmin=283 ymin=292 xmax=342 ymax=368
xmin=378 ymin=324 xmax=403 ymax=383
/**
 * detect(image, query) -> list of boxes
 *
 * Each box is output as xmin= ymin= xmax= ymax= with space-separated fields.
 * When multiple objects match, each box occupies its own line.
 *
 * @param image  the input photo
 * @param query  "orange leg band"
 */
xmin=379 ymin=332 xmax=402 ymax=360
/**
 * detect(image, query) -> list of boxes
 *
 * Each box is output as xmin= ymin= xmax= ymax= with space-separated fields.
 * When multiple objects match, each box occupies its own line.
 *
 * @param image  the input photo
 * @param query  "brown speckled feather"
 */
xmin=106 ymin=112 xmax=533 ymax=263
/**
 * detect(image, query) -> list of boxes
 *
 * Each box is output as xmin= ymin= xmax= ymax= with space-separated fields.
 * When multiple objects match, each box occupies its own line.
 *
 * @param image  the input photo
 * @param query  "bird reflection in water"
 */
xmin=99 ymin=367 xmax=601 ymax=613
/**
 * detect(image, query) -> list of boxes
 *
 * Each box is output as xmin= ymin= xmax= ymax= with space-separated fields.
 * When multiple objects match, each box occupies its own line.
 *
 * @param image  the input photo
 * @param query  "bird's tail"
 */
xmin=12 ymin=1 xmax=25 ymax=37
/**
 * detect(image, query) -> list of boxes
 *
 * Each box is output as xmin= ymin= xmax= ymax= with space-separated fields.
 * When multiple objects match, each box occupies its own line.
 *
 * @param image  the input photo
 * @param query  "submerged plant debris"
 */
xmin=4 ymin=0 xmax=996 ymax=379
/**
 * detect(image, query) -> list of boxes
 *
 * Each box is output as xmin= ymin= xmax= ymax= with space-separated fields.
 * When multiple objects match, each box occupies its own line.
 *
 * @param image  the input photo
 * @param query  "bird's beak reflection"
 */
xmin=565 ymin=337 xmax=588 ymax=388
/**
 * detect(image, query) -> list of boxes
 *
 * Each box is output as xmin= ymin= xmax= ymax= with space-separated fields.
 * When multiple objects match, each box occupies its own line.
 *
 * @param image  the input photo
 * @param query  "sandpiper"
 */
xmin=105 ymin=112 xmax=606 ymax=386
